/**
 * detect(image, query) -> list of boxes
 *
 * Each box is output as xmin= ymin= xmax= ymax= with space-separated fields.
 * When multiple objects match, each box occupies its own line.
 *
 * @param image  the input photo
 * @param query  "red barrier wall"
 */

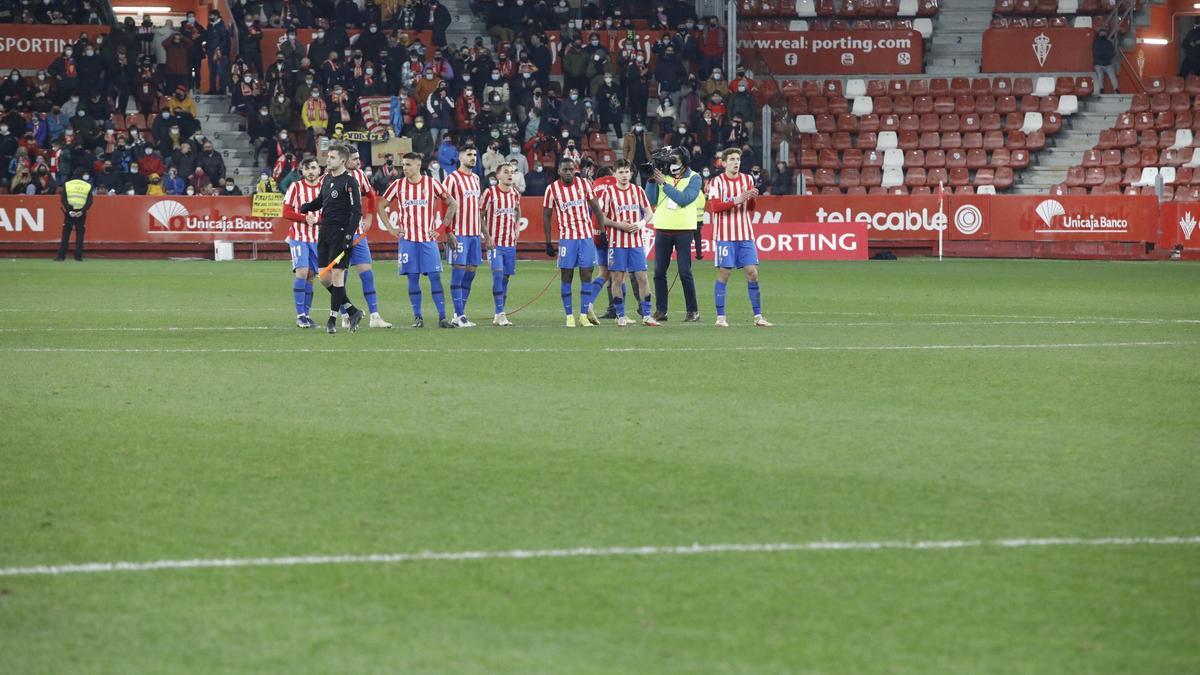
xmin=1 ymin=194 xmax=1191 ymax=258
xmin=0 ymin=24 xmax=112 ymax=70
xmin=981 ymin=28 xmax=1093 ymax=73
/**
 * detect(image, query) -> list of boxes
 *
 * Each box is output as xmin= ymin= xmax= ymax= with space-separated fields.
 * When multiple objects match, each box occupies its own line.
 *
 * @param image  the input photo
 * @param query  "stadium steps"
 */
xmin=194 ymin=94 xmax=261 ymax=193
xmin=440 ymin=0 xmax=488 ymax=49
xmin=924 ymin=0 xmax=993 ymax=75
xmin=1010 ymin=93 xmax=1129 ymax=194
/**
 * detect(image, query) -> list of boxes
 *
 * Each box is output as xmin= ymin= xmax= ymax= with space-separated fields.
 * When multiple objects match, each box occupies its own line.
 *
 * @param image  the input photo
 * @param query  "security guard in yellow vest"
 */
xmin=56 ymin=170 xmax=94 ymax=261
xmin=645 ymin=146 xmax=703 ymax=322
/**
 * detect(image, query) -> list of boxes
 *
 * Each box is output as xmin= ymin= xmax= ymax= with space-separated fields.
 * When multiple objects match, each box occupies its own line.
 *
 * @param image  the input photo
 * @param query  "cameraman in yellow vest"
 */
xmin=644 ymin=146 xmax=703 ymax=322
xmin=56 ymin=170 xmax=94 ymax=262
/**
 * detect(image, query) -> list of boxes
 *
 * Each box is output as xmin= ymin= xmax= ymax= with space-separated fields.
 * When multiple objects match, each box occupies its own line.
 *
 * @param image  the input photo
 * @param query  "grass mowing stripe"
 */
xmin=3 ymin=536 xmax=1197 ymax=577
xmin=0 ymin=341 xmax=1193 ymax=354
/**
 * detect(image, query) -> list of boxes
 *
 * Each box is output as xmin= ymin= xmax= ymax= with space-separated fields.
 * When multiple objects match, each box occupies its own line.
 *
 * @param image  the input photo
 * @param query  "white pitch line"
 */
xmin=2 ymin=536 xmax=1196 ymax=578
xmin=0 ymin=319 xmax=1197 ymax=333
xmin=0 ymin=341 xmax=1192 ymax=355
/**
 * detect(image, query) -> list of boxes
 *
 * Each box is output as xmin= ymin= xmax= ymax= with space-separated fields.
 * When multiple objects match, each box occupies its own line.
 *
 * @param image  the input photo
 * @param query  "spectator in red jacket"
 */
xmin=136 ymin=145 xmax=164 ymax=177
xmin=455 ymin=85 xmax=480 ymax=136
xmin=698 ymin=17 xmax=725 ymax=81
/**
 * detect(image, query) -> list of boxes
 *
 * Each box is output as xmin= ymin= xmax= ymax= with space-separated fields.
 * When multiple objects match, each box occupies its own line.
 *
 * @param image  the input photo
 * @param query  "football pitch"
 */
xmin=1 ymin=256 xmax=1197 ymax=674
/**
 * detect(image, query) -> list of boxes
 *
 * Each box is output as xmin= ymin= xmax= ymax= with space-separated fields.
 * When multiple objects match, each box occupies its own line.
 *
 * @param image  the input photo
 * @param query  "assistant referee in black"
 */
xmin=300 ymin=144 xmax=365 ymax=334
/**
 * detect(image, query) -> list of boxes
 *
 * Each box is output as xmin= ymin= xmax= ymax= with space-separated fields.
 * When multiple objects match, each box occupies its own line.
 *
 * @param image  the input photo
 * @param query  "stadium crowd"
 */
xmin=0 ymin=0 xmax=794 ymax=198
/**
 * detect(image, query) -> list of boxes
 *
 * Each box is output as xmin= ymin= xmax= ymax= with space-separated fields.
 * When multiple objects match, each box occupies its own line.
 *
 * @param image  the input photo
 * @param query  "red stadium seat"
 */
xmin=843 ymin=148 xmax=864 ymax=168
xmin=926 ymin=167 xmax=948 ymax=186
xmin=1065 ymin=166 xmax=1086 ymax=187
xmin=905 ymin=149 xmax=926 ymax=166
xmin=966 ymin=148 xmax=988 ymax=168
xmin=893 ymin=95 xmax=914 ymax=114
xmin=963 ymin=132 xmax=983 ymax=149
xmin=976 ymin=96 xmax=996 ymax=114
xmin=994 ymin=167 xmax=1014 ymax=189
xmin=945 ymin=149 xmax=967 ymax=168
xmin=925 ymin=149 xmax=946 ymax=167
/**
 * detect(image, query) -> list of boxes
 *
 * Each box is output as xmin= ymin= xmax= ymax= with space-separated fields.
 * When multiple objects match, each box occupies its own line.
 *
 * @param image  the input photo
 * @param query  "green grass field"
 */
xmin=1 ymin=256 xmax=1198 ymax=674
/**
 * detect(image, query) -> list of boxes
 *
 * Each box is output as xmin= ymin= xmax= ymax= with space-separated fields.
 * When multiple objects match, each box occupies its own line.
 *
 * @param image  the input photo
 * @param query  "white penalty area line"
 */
xmin=0 ymin=341 xmax=1193 ymax=355
xmin=3 ymin=536 xmax=1197 ymax=578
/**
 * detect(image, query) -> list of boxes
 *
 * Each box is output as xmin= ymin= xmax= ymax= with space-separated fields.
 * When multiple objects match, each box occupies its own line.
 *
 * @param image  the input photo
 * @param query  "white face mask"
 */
xmin=366 ymin=68 xmax=373 ymax=75
xmin=569 ymin=94 xmax=578 ymax=101
xmin=669 ymin=163 xmax=681 ymax=173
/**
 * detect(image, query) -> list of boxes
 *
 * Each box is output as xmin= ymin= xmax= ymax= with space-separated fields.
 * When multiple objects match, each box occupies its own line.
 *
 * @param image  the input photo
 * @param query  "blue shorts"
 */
xmin=348 ymin=237 xmax=372 ymax=265
xmin=489 ymin=246 xmax=517 ymax=276
xmin=398 ymin=240 xmax=443 ymax=275
xmin=715 ymin=240 xmax=759 ymax=269
xmin=606 ymin=246 xmax=647 ymax=273
xmin=449 ymin=235 xmax=483 ymax=267
xmin=557 ymin=238 xmax=597 ymax=269
xmin=287 ymin=239 xmax=319 ymax=272
xmin=596 ymin=245 xmax=608 ymax=269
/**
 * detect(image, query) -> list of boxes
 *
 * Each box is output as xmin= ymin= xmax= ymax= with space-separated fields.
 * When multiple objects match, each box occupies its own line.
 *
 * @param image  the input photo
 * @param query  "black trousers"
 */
xmin=57 ymin=216 xmax=85 ymax=260
xmin=653 ymin=229 xmax=698 ymax=314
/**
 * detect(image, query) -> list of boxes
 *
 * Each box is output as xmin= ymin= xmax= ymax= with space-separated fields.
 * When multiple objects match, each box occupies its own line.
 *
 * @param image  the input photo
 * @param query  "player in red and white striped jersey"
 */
xmin=705 ymin=147 xmax=770 ymax=327
xmin=541 ymin=158 xmax=616 ymax=327
xmin=380 ymin=152 xmax=460 ymax=328
xmin=443 ymin=145 xmax=484 ymax=327
xmin=345 ymin=149 xmax=392 ymax=328
xmin=598 ymin=160 xmax=657 ymax=326
xmin=281 ymin=157 xmax=323 ymax=327
xmin=479 ymin=162 xmax=522 ymax=326
xmin=588 ymin=168 xmax=620 ymax=320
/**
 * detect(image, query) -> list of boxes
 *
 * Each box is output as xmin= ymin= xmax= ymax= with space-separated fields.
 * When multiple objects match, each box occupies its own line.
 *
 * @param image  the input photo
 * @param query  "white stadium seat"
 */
xmin=788 ymin=20 xmax=810 ymax=31
xmin=1057 ymin=0 xmax=1078 ymax=12
xmin=883 ymin=148 xmax=905 ymax=168
xmin=846 ymin=79 xmax=867 ymax=98
xmin=914 ymin=18 xmax=933 ymax=39
xmin=977 ymin=185 xmax=997 ymax=195
xmin=1169 ymin=129 xmax=1192 ymax=150
xmin=881 ymin=166 xmax=905 ymax=188
xmin=1057 ymin=95 xmax=1078 ymax=116
xmin=796 ymin=0 xmax=817 ymax=17
xmin=898 ymin=0 xmax=918 ymax=16
xmin=877 ymin=130 xmax=898 ymax=151
xmin=1033 ymin=77 xmax=1055 ymax=97
xmin=1159 ymin=167 xmax=1177 ymax=184
xmin=1131 ymin=167 xmax=1158 ymax=187
xmin=1020 ymin=112 xmax=1044 ymax=134
xmin=852 ymin=96 xmax=874 ymax=116
xmin=796 ymin=115 xmax=817 ymax=133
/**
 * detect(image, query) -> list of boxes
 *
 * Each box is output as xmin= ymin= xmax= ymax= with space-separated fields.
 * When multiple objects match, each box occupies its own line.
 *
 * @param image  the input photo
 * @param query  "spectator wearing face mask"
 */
xmin=561 ymin=38 xmax=589 ymax=99
xmin=269 ymin=91 xmax=292 ymax=129
xmin=770 ymin=161 xmax=793 ymax=195
xmin=701 ymin=67 xmax=729 ymax=102
xmin=302 ymin=88 xmax=329 ymax=150
xmin=197 ymin=141 xmax=226 ymax=183
xmin=483 ymin=69 xmax=511 ymax=109
xmin=221 ymin=177 xmax=243 ymax=195
xmin=137 ymin=145 xmax=164 ymax=177
xmin=623 ymin=119 xmax=655 ymax=174
xmin=729 ymin=78 xmax=756 ymax=130
xmin=146 ymin=171 xmax=165 ymax=195
xmin=48 ymin=46 xmax=79 ymax=102
xmin=75 ymin=42 xmax=104 ymax=98
xmin=123 ymin=163 xmax=148 ymax=194
xmin=405 ymin=116 xmax=435 ymax=157
xmin=164 ymin=166 xmax=186 ymax=194
xmin=167 ymin=85 xmax=197 ymax=118
xmin=295 ymin=72 xmax=318 ymax=105
xmin=699 ymin=17 xmax=725 ymax=80
xmin=654 ymin=46 xmax=687 ymax=109
xmin=558 ymin=88 xmax=585 ymax=137
xmin=505 ymin=141 xmax=529 ymax=175
xmin=204 ymin=13 xmax=232 ymax=95
xmin=162 ymin=32 xmax=193 ymax=94
xmin=596 ymin=71 xmax=623 ymax=137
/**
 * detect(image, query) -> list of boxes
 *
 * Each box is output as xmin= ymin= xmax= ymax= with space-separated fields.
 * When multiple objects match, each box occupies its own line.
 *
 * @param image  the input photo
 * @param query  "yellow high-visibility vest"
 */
xmin=653 ymin=171 xmax=700 ymax=231
xmin=64 ymin=179 xmax=91 ymax=210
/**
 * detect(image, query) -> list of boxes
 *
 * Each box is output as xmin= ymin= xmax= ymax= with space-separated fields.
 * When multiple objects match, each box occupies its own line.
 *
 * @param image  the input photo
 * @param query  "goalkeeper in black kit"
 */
xmin=300 ymin=144 xmax=366 ymax=334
